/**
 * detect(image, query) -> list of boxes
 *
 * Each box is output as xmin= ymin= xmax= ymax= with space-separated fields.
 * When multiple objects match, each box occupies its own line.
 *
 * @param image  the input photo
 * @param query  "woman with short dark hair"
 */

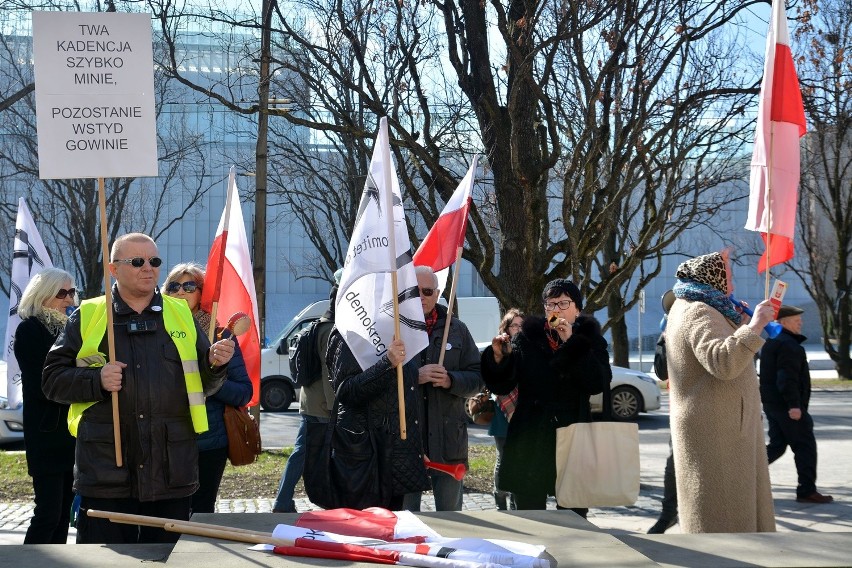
xmin=481 ymin=279 xmax=611 ymax=514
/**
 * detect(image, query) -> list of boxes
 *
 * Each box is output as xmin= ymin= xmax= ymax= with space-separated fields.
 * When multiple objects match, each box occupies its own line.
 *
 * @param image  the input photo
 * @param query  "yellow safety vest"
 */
xmin=67 ymin=295 xmax=208 ymax=436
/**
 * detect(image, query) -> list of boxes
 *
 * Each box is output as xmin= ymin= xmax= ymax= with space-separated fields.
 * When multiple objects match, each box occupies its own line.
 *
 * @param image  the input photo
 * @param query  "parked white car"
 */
xmin=0 ymin=361 xmax=25 ymax=446
xmin=591 ymin=366 xmax=661 ymax=421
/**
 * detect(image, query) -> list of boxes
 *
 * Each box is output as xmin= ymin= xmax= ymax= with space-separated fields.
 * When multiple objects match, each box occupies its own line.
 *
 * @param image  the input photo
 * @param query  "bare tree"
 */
xmin=148 ymin=0 xmax=766 ymax=363
xmin=790 ymin=0 xmax=851 ymax=379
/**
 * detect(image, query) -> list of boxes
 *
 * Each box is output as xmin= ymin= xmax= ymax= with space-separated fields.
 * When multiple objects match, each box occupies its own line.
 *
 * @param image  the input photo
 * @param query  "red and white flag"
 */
xmin=254 ymin=507 xmax=552 ymax=568
xmin=413 ymin=155 xmax=477 ymax=273
xmin=201 ymin=167 xmax=261 ymax=406
xmin=745 ymin=0 xmax=807 ymax=273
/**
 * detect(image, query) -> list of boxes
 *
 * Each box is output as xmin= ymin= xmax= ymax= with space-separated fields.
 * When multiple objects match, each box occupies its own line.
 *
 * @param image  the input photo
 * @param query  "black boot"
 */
xmin=494 ymin=491 xmax=508 ymax=511
xmin=647 ymin=515 xmax=677 ymax=534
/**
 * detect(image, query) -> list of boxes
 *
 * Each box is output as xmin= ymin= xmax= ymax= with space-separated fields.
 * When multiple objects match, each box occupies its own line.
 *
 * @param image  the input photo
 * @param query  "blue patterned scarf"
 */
xmin=673 ymin=280 xmax=742 ymax=325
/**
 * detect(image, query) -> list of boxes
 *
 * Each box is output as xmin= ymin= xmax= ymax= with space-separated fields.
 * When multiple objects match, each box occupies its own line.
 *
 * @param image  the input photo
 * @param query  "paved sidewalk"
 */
xmin=2 ymin=482 xmax=850 ymax=545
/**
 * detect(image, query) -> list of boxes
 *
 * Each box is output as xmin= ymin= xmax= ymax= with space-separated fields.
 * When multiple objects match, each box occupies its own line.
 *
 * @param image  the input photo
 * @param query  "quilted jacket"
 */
xmin=326 ymin=329 xmax=431 ymax=502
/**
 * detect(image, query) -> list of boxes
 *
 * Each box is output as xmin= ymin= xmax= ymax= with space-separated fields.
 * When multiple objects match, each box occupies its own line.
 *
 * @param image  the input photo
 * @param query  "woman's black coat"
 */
xmin=481 ymin=315 xmax=611 ymax=497
xmin=14 ymin=316 xmax=76 ymax=477
xmin=326 ymin=330 xmax=431 ymax=505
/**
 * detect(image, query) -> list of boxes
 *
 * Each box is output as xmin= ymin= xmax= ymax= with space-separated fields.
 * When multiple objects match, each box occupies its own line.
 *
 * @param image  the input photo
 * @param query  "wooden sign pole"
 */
xmin=98 ymin=177 xmax=122 ymax=467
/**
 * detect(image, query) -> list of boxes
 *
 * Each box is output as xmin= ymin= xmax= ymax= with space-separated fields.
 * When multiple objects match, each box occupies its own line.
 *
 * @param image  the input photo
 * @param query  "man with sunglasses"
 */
xmin=403 ymin=266 xmax=483 ymax=512
xmin=43 ymin=232 xmax=235 ymax=545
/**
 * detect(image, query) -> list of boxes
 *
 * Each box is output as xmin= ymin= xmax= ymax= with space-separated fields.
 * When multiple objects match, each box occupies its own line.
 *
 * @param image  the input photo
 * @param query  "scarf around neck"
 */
xmin=672 ymin=280 xmax=742 ymax=326
xmin=35 ymin=307 xmax=69 ymax=338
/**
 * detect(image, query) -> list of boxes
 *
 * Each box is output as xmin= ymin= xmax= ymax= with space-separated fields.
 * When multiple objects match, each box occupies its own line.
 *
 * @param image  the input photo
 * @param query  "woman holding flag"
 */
xmin=326 ymin=331 xmax=431 ymax=510
xmin=666 ymin=250 xmax=776 ymax=532
xmin=163 ymin=262 xmax=253 ymax=514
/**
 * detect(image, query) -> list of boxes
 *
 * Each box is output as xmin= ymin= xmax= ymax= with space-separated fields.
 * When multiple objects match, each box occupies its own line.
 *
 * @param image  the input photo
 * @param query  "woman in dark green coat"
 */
xmin=481 ymin=279 xmax=610 ymax=516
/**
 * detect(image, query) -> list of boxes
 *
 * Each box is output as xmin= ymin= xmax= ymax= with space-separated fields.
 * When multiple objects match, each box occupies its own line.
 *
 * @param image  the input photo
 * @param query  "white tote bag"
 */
xmin=554 ymin=421 xmax=640 ymax=508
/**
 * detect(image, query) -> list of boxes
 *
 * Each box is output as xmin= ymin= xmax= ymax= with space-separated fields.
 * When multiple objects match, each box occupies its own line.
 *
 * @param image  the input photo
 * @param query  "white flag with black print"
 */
xmin=335 ymin=118 xmax=428 ymax=370
xmin=2 ymin=198 xmax=53 ymax=407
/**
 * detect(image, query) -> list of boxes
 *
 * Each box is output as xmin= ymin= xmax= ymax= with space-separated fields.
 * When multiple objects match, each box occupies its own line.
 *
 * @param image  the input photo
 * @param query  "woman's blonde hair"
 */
xmin=163 ymin=262 xmax=205 ymax=292
xmin=18 ymin=268 xmax=77 ymax=319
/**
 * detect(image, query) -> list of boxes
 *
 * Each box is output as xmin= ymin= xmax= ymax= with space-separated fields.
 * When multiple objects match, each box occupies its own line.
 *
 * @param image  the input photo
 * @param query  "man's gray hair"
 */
xmin=414 ymin=265 xmax=439 ymax=288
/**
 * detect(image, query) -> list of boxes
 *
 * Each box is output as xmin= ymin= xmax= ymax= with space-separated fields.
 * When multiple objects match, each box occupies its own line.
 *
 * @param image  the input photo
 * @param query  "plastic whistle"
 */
xmin=729 ymin=295 xmax=782 ymax=338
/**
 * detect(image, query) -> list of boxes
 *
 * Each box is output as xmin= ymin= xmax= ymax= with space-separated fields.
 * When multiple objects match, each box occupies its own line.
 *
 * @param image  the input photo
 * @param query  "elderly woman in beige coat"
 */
xmin=667 ymin=250 xmax=777 ymax=533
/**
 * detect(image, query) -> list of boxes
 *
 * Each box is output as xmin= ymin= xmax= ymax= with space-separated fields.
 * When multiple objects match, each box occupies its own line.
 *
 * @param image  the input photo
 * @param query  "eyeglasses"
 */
xmin=55 ymin=288 xmax=76 ymax=299
xmin=113 ymin=257 xmax=163 ymax=268
xmin=166 ymin=281 xmax=200 ymax=294
xmin=419 ymin=287 xmax=436 ymax=297
xmin=543 ymin=299 xmax=574 ymax=311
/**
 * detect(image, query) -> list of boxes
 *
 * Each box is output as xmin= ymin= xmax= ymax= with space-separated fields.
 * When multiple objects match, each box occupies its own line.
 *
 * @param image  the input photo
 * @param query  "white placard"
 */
xmin=32 ymin=11 xmax=158 ymax=179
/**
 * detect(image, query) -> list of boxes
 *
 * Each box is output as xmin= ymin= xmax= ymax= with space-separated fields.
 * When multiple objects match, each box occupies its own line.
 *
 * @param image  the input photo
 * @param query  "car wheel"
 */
xmin=610 ymin=385 xmax=642 ymax=421
xmin=260 ymin=378 xmax=295 ymax=412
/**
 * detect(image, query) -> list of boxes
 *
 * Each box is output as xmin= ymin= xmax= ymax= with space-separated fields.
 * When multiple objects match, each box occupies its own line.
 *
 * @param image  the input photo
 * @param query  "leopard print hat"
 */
xmin=675 ymin=252 xmax=728 ymax=293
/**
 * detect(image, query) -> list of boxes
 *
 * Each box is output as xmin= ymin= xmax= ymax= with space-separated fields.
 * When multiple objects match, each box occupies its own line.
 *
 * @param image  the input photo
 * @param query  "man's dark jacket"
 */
xmin=415 ymin=304 xmax=483 ymax=466
xmin=759 ymin=328 xmax=811 ymax=411
xmin=42 ymin=287 xmax=226 ymax=501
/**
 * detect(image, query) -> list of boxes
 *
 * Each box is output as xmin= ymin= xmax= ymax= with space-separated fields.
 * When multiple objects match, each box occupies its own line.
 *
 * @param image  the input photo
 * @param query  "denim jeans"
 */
xmin=273 ymin=414 xmax=327 ymax=512
xmin=403 ymin=471 xmax=464 ymax=511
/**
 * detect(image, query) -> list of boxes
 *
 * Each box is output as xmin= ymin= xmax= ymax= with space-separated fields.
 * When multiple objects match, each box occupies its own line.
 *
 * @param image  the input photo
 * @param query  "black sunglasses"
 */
xmin=55 ymin=288 xmax=76 ymax=300
xmin=166 ymin=281 xmax=200 ymax=294
xmin=419 ymin=287 xmax=436 ymax=297
xmin=113 ymin=256 xmax=163 ymax=268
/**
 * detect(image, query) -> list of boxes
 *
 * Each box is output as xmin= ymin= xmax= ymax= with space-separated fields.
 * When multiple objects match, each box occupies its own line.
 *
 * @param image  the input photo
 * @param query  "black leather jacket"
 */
xmin=42 ymin=287 xmax=226 ymax=501
xmin=326 ymin=329 xmax=431 ymax=500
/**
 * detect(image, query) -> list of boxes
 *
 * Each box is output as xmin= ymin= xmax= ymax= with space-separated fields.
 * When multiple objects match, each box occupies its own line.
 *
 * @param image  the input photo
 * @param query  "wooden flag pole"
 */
xmin=378 ymin=119 xmax=406 ymax=440
xmin=97 ymin=177 xmax=122 ymax=468
xmin=764 ymin=123 xmax=775 ymax=299
xmin=437 ymin=247 xmax=464 ymax=367
xmin=208 ymin=170 xmax=236 ymax=342
xmin=86 ymin=509 xmax=291 ymax=545
xmin=391 ymin=270 xmax=406 ymax=440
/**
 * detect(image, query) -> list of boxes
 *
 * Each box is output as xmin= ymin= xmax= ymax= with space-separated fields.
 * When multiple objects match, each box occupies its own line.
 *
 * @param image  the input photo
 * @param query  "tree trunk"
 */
xmin=608 ymin=292 xmax=629 ymax=367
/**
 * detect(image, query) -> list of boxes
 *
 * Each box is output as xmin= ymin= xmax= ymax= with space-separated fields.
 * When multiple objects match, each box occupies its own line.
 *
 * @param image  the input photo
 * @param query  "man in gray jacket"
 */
xmin=403 ymin=266 xmax=483 ymax=511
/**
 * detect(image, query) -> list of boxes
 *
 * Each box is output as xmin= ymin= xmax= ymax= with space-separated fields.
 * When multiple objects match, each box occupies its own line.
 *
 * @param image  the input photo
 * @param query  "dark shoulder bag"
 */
xmin=303 ymin=396 xmax=388 ymax=510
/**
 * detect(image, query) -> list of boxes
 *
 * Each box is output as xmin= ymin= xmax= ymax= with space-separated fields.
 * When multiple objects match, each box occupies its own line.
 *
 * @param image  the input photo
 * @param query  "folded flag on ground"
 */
xmin=252 ymin=507 xmax=553 ymax=568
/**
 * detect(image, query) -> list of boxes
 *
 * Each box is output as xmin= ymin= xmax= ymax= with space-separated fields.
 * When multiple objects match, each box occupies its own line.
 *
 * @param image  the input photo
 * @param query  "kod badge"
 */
xmin=445 ymin=343 xmax=453 ymax=350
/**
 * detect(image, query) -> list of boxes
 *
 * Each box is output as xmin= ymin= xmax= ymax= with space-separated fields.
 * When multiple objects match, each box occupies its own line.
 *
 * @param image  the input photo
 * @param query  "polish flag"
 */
xmin=259 ymin=508 xmax=552 ymax=568
xmin=296 ymin=508 xmax=440 ymax=542
xmin=201 ymin=167 xmax=261 ymax=406
xmin=745 ymin=0 xmax=807 ymax=273
xmin=413 ymin=156 xmax=477 ymax=289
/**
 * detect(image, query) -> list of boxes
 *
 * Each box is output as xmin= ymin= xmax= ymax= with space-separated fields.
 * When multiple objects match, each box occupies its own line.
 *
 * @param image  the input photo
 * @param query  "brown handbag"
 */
xmin=223 ymin=405 xmax=261 ymax=466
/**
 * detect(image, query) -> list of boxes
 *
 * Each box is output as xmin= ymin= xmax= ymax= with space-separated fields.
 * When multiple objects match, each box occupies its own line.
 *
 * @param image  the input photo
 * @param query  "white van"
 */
xmin=259 ymin=297 xmax=500 ymax=411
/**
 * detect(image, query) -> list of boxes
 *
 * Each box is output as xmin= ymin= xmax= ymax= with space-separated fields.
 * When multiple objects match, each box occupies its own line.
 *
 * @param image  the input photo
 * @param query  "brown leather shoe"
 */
xmin=796 ymin=492 xmax=834 ymax=504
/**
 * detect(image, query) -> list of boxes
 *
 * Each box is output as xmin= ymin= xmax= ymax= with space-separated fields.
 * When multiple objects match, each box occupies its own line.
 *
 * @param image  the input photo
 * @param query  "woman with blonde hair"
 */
xmin=15 ymin=267 xmax=78 ymax=543
xmin=163 ymin=262 xmax=253 ymax=513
